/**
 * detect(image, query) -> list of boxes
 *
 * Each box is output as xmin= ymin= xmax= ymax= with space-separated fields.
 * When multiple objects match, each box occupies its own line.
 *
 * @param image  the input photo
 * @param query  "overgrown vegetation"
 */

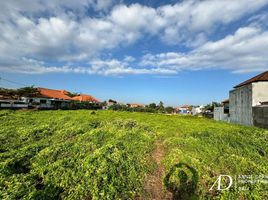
xmin=70 ymin=101 xmax=104 ymax=110
xmin=204 ymin=101 xmax=221 ymax=112
xmin=108 ymin=101 xmax=175 ymax=113
xmin=0 ymin=86 xmax=39 ymax=98
xmin=0 ymin=110 xmax=267 ymax=199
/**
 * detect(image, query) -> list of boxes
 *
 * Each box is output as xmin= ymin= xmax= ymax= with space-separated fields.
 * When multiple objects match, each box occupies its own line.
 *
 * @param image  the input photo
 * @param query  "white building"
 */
xmin=192 ymin=105 xmax=204 ymax=116
xmin=21 ymin=88 xmax=72 ymax=109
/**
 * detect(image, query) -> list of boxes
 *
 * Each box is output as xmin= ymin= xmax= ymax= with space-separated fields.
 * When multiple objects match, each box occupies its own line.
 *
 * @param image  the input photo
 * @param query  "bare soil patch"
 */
xmin=142 ymin=141 xmax=173 ymax=200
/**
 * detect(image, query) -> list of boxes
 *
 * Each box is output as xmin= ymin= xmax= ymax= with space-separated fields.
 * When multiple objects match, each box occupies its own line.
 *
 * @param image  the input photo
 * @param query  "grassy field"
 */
xmin=0 ymin=110 xmax=267 ymax=199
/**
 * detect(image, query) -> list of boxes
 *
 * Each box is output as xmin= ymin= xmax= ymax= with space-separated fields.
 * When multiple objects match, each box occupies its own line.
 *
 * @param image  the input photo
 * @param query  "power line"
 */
xmin=0 ymin=76 xmax=28 ymax=87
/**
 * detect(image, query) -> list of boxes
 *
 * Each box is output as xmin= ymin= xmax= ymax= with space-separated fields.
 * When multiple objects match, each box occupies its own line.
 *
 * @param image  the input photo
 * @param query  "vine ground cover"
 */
xmin=0 ymin=110 xmax=267 ymax=199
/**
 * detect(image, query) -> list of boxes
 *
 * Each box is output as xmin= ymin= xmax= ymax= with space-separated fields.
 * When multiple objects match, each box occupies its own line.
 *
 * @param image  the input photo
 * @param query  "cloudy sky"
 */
xmin=0 ymin=0 xmax=268 ymax=105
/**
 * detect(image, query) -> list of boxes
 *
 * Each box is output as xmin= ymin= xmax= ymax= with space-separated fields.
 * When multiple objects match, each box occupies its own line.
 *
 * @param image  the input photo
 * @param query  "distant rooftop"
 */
xmin=72 ymin=94 xmax=100 ymax=103
xmin=38 ymin=88 xmax=72 ymax=100
xmin=234 ymin=71 xmax=268 ymax=88
xmin=221 ymin=99 xmax=229 ymax=104
xmin=37 ymin=88 xmax=99 ymax=102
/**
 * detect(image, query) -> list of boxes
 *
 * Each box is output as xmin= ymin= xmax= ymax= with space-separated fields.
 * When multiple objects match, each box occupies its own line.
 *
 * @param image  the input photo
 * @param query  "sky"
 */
xmin=0 ymin=0 xmax=268 ymax=106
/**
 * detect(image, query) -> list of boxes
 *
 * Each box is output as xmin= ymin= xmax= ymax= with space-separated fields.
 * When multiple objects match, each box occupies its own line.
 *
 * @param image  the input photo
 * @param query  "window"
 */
xmin=14 ymin=102 xmax=26 ymax=104
xmin=40 ymin=99 xmax=47 ymax=104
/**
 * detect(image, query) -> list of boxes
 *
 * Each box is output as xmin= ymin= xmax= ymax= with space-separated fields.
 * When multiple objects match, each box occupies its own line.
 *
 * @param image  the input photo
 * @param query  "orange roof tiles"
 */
xmin=72 ymin=94 xmax=100 ymax=103
xmin=37 ymin=87 xmax=99 ymax=102
xmin=37 ymin=88 xmax=72 ymax=100
xmin=234 ymin=71 xmax=268 ymax=88
xmin=180 ymin=105 xmax=190 ymax=108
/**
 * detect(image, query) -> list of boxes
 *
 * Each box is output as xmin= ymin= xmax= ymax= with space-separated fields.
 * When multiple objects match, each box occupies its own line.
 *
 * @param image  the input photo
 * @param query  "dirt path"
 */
xmin=143 ymin=141 xmax=173 ymax=200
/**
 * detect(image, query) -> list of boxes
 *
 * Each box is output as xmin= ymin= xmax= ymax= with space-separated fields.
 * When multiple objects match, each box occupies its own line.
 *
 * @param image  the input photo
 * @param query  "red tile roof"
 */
xmin=72 ymin=94 xmax=100 ymax=103
xmin=37 ymin=88 xmax=72 ymax=100
xmin=179 ymin=105 xmax=190 ymax=108
xmin=234 ymin=71 xmax=268 ymax=88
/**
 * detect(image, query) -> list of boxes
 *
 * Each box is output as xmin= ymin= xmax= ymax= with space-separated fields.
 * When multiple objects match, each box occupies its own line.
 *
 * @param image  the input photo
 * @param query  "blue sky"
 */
xmin=0 ymin=0 xmax=268 ymax=106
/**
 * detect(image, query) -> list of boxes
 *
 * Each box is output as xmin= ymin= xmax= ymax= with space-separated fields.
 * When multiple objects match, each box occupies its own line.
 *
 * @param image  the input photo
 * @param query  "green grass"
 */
xmin=0 ymin=110 xmax=267 ymax=199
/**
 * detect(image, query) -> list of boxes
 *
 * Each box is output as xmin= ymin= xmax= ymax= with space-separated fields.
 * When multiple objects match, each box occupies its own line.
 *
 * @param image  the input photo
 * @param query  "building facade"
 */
xmin=229 ymin=71 xmax=268 ymax=127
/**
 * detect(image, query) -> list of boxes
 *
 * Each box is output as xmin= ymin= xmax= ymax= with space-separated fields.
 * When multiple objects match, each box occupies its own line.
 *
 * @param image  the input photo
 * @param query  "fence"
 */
xmin=253 ymin=105 xmax=268 ymax=129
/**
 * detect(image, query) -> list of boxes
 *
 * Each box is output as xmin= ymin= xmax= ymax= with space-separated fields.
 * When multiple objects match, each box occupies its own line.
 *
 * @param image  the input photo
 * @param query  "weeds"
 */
xmin=0 ymin=110 xmax=267 ymax=199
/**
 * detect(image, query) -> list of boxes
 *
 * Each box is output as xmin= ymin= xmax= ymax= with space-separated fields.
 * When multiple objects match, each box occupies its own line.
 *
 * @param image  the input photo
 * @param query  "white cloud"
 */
xmin=0 ymin=0 xmax=116 ymax=19
xmin=0 ymin=0 xmax=268 ymax=75
xmin=4 ymin=25 xmax=268 ymax=75
xmin=1 ymin=25 xmax=268 ymax=75
xmin=123 ymin=56 xmax=136 ymax=62
xmin=140 ymin=26 xmax=268 ymax=73
xmin=157 ymin=0 xmax=268 ymax=43
xmin=0 ymin=56 xmax=177 ymax=76
xmin=87 ymin=58 xmax=177 ymax=75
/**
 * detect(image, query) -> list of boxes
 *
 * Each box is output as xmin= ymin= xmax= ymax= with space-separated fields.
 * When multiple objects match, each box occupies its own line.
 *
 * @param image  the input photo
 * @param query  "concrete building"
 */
xmin=214 ymin=100 xmax=230 ymax=122
xmin=252 ymin=102 xmax=268 ymax=129
xmin=192 ymin=105 xmax=204 ymax=116
xmin=229 ymin=71 xmax=268 ymax=127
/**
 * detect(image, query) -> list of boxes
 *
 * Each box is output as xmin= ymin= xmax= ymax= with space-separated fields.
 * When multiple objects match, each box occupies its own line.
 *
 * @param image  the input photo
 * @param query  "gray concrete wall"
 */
xmin=252 ymin=82 xmax=268 ymax=106
xmin=229 ymin=84 xmax=253 ymax=126
xmin=253 ymin=106 xmax=268 ymax=129
xmin=214 ymin=107 xmax=229 ymax=122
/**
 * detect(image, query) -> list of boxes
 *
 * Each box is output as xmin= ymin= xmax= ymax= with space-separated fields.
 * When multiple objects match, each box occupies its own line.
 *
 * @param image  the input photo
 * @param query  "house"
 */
xmin=107 ymin=99 xmax=117 ymax=106
xmin=71 ymin=94 xmax=102 ymax=110
xmin=72 ymin=94 xmax=100 ymax=103
xmin=127 ymin=103 xmax=144 ymax=108
xmin=72 ymin=93 xmax=102 ymax=109
xmin=0 ymin=100 xmax=28 ymax=109
xmin=1 ymin=87 xmax=101 ymax=110
xmin=192 ymin=105 xmax=204 ymax=116
xmin=102 ymin=99 xmax=118 ymax=109
xmin=178 ymin=105 xmax=190 ymax=114
xmin=22 ymin=87 xmax=73 ymax=109
xmin=0 ymin=93 xmax=28 ymax=109
xmin=229 ymin=71 xmax=268 ymax=127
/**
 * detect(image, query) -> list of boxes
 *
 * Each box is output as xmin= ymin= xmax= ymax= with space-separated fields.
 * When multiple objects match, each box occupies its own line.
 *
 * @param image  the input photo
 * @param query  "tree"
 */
xmin=17 ymin=86 xmax=39 ymax=97
xmin=159 ymin=101 xmax=164 ymax=108
xmin=158 ymin=101 xmax=165 ymax=113
xmin=165 ymin=106 xmax=175 ymax=114
xmin=0 ymin=88 xmax=15 ymax=97
xmin=67 ymin=92 xmax=79 ymax=97
xmin=204 ymin=102 xmax=221 ymax=112
xmin=108 ymin=99 xmax=117 ymax=104
xmin=148 ymin=103 xmax=157 ymax=109
xmin=0 ymin=86 xmax=39 ymax=98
